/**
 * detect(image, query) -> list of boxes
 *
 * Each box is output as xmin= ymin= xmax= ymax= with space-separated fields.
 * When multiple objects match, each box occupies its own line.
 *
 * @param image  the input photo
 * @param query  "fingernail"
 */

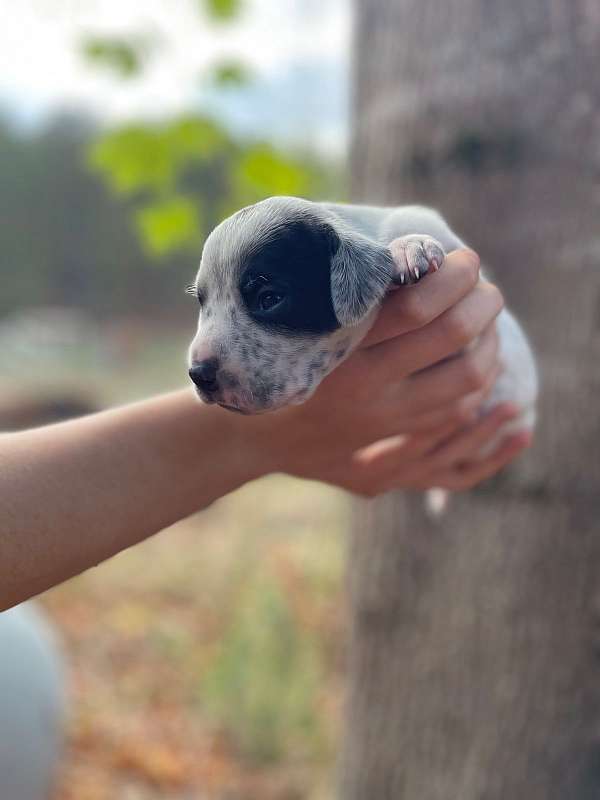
xmin=462 ymin=249 xmax=481 ymax=270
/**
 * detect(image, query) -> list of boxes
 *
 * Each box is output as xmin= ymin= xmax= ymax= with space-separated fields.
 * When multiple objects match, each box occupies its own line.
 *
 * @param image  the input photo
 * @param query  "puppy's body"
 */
xmin=188 ymin=197 xmax=537 ymax=447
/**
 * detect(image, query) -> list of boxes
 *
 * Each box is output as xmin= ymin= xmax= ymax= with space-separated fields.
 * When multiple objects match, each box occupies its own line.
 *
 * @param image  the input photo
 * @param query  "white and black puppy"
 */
xmin=188 ymin=196 xmax=537 ymax=444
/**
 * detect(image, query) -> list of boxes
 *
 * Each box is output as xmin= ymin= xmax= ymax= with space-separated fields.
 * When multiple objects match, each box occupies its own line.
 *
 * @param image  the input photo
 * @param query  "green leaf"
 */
xmin=209 ymin=60 xmax=253 ymax=87
xmin=234 ymin=144 xmax=312 ymax=202
xmin=87 ymin=115 xmax=237 ymax=257
xmin=88 ymin=116 xmax=230 ymax=196
xmin=166 ymin=116 xmax=228 ymax=161
xmin=81 ymin=37 xmax=143 ymax=78
xmin=89 ymin=126 xmax=175 ymax=194
xmin=201 ymin=0 xmax=242 ymax=21
xmin=87 ymin=114 xmax=336 ymax=258
xmin=135 ymin=196 xmax=201 ymax=256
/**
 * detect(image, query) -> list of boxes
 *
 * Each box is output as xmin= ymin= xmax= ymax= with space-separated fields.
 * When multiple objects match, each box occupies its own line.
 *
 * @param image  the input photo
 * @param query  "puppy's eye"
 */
xmin=258 ymin=289 xmax=285 ymax=312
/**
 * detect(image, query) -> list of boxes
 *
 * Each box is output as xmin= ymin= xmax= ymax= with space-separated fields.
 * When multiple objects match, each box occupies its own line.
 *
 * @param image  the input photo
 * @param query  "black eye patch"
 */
xmin=239 ymin=219 xmax=340 ymax=335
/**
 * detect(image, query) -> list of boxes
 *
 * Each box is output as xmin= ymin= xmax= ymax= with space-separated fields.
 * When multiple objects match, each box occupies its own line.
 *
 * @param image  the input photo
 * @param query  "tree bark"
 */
xmin=340 ymin=2 xmax=600 ymax=798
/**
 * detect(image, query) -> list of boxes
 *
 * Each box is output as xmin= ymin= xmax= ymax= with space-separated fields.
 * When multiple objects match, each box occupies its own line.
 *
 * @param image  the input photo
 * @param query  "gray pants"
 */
xmin=0 ymin=605 xmax=65 ymax=800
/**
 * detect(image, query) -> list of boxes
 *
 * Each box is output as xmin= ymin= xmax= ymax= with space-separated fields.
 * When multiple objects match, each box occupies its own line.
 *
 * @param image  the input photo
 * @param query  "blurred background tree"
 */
xmin=341 ymin=2 xmax=600 ymax=798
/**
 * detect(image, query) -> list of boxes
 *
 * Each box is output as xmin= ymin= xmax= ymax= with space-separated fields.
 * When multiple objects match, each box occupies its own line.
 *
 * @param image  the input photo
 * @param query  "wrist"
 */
xmin=239 ymin=403 xmax=317 ymax=480
xmin=227 ymin=405 xmax=294 ymax=480
xmin=183 ymin=392 xmax=284 ymax=487
xmin=178 ymin=390 xmax=314 ymax=486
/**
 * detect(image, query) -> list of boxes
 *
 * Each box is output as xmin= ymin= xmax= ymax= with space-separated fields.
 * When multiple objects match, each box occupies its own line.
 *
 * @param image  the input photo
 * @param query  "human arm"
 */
xmin=0 ymin=251 xmax=529 ymax=610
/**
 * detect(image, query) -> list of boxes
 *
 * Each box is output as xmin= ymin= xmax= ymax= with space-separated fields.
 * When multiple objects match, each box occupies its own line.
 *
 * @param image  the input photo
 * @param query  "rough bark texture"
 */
xmin=340 ymin=2 xmax=600 ymax=798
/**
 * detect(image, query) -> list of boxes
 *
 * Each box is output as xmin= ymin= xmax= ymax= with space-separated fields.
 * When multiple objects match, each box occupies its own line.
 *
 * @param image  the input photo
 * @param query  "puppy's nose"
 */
xmin=189 ymin=358 xmax=220 ymax=393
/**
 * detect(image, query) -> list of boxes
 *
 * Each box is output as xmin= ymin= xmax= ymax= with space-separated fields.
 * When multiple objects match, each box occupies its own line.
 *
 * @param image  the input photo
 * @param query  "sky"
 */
xmin=0 ymin=0 xmax=351 ymax=153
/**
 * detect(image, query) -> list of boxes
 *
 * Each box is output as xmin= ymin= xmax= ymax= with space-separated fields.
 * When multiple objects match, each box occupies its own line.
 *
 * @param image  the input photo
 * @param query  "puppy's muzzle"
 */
xmin=189 ymin=358 xmax=220 ymax=400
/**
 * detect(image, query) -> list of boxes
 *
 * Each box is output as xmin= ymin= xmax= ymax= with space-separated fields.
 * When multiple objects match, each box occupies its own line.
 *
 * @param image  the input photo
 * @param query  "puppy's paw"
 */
xmin=389 ymin=235 xmax=445 ymax=286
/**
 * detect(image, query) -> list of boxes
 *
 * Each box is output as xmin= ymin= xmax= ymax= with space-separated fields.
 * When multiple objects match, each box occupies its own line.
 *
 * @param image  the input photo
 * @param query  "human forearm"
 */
xmin=0 ymin=390 xmax=268 ymax=610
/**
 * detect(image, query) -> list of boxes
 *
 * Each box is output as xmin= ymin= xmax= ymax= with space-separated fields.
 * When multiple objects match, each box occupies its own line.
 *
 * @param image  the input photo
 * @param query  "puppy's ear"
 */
xmin=326 ymin=226 xmax=394 ymax=327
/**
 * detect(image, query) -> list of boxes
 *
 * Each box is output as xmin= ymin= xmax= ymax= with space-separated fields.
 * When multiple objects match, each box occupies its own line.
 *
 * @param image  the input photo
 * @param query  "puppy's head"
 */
xmin=188 ymin=196 xmax=393 ymax=414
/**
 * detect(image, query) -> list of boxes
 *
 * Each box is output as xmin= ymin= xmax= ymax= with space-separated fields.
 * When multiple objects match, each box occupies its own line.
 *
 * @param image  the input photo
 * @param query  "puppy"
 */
xmin=187 ymin=196 xmax=537 ymax=449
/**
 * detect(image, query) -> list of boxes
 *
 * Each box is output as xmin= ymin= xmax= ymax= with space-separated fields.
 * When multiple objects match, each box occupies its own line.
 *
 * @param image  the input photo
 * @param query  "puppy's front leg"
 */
xmin=388 ymin=234 xmax=446 ymax=285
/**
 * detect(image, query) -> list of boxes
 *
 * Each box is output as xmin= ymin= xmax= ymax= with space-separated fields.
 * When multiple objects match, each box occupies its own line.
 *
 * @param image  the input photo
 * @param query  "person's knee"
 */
xmin=0 ymin=603 xmax=66 ymax=800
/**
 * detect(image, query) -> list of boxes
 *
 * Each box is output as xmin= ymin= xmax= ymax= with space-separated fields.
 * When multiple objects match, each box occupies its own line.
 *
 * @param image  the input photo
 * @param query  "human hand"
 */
xmin=263 ymin=249 xmax=531 ymax=496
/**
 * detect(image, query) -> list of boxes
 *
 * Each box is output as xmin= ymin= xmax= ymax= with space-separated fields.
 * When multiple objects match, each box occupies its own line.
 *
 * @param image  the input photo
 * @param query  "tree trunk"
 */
xmin=340 ymin=2 xmax=600 ymax=798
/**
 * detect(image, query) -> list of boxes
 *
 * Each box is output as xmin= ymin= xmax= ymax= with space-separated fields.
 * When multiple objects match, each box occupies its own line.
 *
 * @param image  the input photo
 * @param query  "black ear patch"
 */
xmin=240 ymin=218 xmax=341 ymax=335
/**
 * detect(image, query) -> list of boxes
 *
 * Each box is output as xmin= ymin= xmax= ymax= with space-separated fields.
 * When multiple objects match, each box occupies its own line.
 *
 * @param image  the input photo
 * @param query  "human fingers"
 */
xmin=425 ymin=404 xmax=521 ymax=470
xmin=400 ymin=383 xmax=495 ymax=434
xmin=433 ymin=431 xmax=533 ymax=490
xmin=347 ymin=342 xmax=501 ymax=447
xmin=354 ymin=403 xmax=521 ymax=489
xmin=361 ymin=358 xmax=501 ymax=446
xmin=396 ymin=356 xmax=504 ymax=435
xmin=366 ymin=281 xmax=504 ymax=380
xmin=363 ymin=249 xmax=481 ymax=347
xmin=344 ymin=342 xmax=501 ymax=447
xmin=345 ymin=419 xmax=465 ymax=497
xmin=354 ymin=415 xmax=465 ymax=471
xmin=391 ymin=323 xmax=500 ymax=417
xmin=369 ymin=425 xmax=531 ymax=495
xmin=338 ymin=348 xmax=496 ymax=447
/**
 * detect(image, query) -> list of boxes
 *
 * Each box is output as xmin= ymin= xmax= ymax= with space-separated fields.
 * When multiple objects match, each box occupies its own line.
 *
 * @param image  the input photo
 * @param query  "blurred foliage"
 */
xmin=135 ymin=195 xmax=202 ymax=256
xmin=89 ymin=117 xmax=227 ymax=194
xmin=235 ymin=144 xmax=312 ymax=200
xmin=81 ymin=37 xmax=147 ymax=78
xmin=202 ymin=569 xmax=323 ymax=764
xmin=0 ymin=113 xmax=340 ymax=317
xmin=201 ymin=0 xmax=244 ymax=21
xmin=209 ymin=59 xmax=253 ymax=87
xmin=88 ymin=114 xmax=334 ymax=257
xmin=79 ymin=0 xmax=341 ymax=259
